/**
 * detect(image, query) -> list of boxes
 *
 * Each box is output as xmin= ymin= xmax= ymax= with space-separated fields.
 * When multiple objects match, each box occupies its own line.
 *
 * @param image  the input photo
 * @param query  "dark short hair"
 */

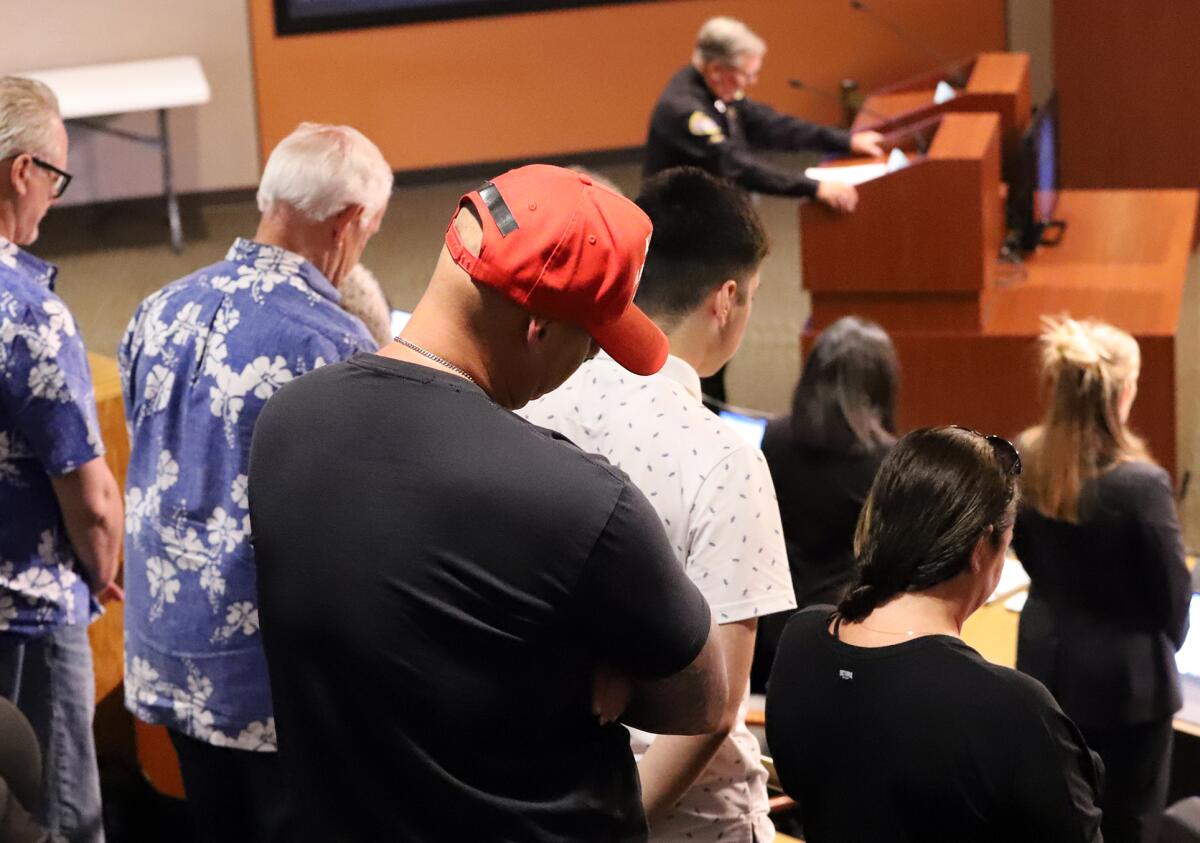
xmin=633 ymin=167 xmax=768 ymax=325
xmin=838 ymin=426 xmax=1019 ymax=622
xmin=790 ymin=316 xmax=899 ymax=454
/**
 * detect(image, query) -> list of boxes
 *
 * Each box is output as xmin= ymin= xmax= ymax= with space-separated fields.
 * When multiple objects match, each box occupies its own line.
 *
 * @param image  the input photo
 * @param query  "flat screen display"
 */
xmin=390 ymin=308 xmax=412 ymax=336
xmin=718 ymin=409 xmax=769 ymax=449
xmin=1006 ymin=91 xmax=1060 ymax=251
xmin=1032 ymin=95 xmax=1059 ymax=223
xmin=1176 ymin=593 xmax=1200 ymax=678
xmin=275 ymin=0 xmax=660 ymax=35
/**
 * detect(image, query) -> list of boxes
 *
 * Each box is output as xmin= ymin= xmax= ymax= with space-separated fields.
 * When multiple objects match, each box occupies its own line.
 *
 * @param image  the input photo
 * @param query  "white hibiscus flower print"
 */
xmin=230 ymin=475 xmax=249 ymax=510
xmin=141 ymin=365 xmax=176 ymax=416
xmin=156 ymin=451 xmax=180 ymax=490
xmin=212 ymin=600 xmax=259 ymax=642
xmin=198 ymin=565 xmax=226 ymax=601
xmin=240 ymin=355 xmax=293 ymax=400
xmin=0 ymin=238 xmax=18 ymax=269
xmin=41 ymin=299 xmax=76 ymax=337
xmin=146 ymin=557 xmax=180 ymax=606
xmin=0 ymin=595 xmax=16 ymax=631
xmin=205 ymin=507 xmax=246 ymax=554
xmin=231 ymin=718 xmax=277 ymax=752
xmin=27 ymin=361 xmax=67 ymax=401
xmin=128 ymin=657 xmax=163 ymax=706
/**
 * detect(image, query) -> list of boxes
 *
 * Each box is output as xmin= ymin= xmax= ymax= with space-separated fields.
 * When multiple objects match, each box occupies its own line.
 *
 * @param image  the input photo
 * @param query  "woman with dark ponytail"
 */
xmin=766 ymin=426 xmax=1103 ymax=842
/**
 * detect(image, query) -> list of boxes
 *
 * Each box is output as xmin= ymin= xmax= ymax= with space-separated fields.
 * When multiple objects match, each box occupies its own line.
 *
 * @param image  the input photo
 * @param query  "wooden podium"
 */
xmin=800 ymin=115 xmax=1198 ymax=478
xmin=852 ymin=52 xmax=1031 ymax=166
xmin=803 ymin=112 xmax=1004 ymax=332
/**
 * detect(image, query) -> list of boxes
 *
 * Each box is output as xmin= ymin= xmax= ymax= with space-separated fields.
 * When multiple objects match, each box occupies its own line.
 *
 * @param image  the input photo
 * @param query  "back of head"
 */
xmin=1022 ymin=316 xmax=1149 ymax=522
xmin=790 ymin=316 xmax=899 ymax=454
xmin=257 ymin=122 xmax=393 ymax=222
xmin=0 ymin=76 xmax=61 ymax=162
xmin=633 ymin=167 xmax=767 ymax=329
xmin=692 ymin=16 xmax=766 ymax=68
xmin=838 ymin=426 xmax=1020 ymax=622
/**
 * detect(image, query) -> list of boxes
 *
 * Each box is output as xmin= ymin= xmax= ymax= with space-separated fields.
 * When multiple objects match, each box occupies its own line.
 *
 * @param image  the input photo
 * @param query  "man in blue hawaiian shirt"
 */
xmin=0 ymin=76 xmax=124 ymax=843
xmin=120 ymin=122 xmax=391 ymax=842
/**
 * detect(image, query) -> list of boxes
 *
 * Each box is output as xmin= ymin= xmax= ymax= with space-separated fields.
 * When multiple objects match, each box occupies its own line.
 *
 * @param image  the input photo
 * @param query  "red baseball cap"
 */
xmin=444 ymin=164 xmax=668 ymax=376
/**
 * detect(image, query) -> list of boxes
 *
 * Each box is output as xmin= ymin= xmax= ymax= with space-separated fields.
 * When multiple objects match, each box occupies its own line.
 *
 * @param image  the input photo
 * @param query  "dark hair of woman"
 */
xmin=790 ymin=316 xmax=899 ymax=454
xmin=837 ymin=426 xmax=1020 ymax=622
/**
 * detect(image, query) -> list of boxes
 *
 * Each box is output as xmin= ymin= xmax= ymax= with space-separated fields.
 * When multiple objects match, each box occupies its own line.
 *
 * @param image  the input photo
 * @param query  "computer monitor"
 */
xmin=390 ymin=309 xmax=412 ymax=337
xmin=1007 ymin=92 xmax=1062 ymax=252
xmin=274 ymin=0 xmax=656 ymax=34
xmin=1176 ymin=593 xmax=1200 ymax=679
xmin=718 ymin=409 xmax=769 ymax=449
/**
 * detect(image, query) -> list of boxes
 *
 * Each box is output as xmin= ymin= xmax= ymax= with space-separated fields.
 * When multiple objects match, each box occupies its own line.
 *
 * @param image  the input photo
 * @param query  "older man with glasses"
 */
xmin=643 ymin=16 xmax=887 ymax=404
xmin=0 ymin=76 xmax=122 ymax=843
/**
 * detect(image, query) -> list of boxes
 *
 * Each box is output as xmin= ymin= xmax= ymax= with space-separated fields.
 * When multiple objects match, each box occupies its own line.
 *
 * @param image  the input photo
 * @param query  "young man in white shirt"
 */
xmin=521 ymin=166 xmax=796 ymax=842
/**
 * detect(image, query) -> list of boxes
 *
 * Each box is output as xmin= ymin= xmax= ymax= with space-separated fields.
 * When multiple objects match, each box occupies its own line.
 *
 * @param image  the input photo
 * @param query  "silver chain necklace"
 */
xmin=393 ymin=336 xmax=476 ymax=384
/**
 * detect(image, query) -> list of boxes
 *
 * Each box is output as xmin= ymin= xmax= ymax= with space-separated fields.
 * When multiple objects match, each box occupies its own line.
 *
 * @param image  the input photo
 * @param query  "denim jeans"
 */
xmin=0 ymin=623 xmax=104 ymax=843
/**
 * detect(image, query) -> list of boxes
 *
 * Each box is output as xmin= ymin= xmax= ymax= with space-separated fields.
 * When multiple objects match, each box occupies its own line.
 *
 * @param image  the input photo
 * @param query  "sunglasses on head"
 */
xmin=950 ymin=425 xmax=1022 ymax=477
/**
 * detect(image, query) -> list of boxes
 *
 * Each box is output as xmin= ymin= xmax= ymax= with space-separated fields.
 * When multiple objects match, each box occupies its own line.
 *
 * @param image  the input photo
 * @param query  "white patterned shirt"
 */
xmin=521 ymin=354 xmax=795 ymax=842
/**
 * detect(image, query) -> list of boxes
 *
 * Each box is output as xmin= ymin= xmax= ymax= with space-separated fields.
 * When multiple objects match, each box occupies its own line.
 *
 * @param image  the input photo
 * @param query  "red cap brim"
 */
xmin=589 ymin=303 xmax=669 ymax=377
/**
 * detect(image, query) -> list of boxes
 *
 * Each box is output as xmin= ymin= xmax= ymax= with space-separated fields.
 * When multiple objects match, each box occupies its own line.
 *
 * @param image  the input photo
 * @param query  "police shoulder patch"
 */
xmin=687 ymin=110 xmax=721 ymax=137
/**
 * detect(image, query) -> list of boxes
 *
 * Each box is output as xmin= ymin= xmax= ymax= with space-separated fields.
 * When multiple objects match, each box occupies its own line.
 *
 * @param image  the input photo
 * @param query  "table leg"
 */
xmin=158 ymin=109 xmax=183 ymax=253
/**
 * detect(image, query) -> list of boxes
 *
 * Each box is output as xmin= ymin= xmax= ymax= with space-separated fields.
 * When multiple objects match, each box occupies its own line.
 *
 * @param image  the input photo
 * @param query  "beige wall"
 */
xmin=1 ymin=0 xmax=259 ymax=205
xmin=1006 ymin=0 xmax=1055 ymax=104
xmin=3 ymin=1 xmax=1052 ymax=205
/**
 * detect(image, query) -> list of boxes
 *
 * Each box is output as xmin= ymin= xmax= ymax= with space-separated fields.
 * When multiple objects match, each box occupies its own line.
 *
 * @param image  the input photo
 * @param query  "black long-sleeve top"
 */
xmin=1014 ymin=459 xmax=1191 ymax=728
xmin=749 ymin=421 xmax=887 ymax=691
xmin=767 ymin=607 xmax=1105 ymax=843
xmin=643 ymin=66 xmax=851 ymax=197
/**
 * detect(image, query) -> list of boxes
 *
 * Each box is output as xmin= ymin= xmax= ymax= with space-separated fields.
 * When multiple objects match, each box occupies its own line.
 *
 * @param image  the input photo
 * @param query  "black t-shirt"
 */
xmin=766 ymin=607 xmax=1104 ymax=843
xmin=248 ymin=354 xmax=711 ymax=842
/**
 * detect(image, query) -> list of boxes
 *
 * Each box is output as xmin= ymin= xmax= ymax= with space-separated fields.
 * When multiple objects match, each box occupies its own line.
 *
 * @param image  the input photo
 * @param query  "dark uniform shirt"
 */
xmin=644 ymin=66 xmax=852 ymax=198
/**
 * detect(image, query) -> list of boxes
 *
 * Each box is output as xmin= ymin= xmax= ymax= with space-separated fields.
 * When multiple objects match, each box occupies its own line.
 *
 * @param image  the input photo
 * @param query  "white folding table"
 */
xmin=20 ymin=56 xmax=211 ymax=251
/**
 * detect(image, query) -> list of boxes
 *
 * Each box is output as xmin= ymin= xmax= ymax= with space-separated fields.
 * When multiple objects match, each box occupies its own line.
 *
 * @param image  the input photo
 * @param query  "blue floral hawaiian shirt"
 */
xmin=120 ymin=238 xmax=374 ymax=750
xmin=0 ymin=236 xmax=104 ymax=637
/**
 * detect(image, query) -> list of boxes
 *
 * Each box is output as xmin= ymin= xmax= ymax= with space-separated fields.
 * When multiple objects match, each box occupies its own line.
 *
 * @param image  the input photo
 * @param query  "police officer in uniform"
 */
xmin=644 ymin=17 xmax=885 ymax=402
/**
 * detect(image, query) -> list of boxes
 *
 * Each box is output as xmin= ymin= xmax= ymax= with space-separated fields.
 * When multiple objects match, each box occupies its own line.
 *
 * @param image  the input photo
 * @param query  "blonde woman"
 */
xmin=1014 ymin=317 xmax=1191 ymax=843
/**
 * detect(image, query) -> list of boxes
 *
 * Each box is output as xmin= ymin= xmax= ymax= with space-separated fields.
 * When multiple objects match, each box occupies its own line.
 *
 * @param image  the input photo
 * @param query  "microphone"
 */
xmin=849 ymin=0 xmax=968 ymax=87
xmin=788 ymin=78 xmax=894 ymax=126
xmin=788 ymin=78 xmax=930 ymax=153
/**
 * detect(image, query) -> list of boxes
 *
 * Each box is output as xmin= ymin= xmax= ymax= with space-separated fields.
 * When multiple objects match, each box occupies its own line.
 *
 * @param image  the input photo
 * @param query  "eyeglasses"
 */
xmin=30 ymin=156 xmax=72 ymax=199
xmin=950 ymin=425 xmax=1022 ymax=476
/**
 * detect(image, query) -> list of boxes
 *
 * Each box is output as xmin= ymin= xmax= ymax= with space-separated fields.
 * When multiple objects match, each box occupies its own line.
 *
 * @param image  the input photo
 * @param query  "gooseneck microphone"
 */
xmin=788 ymin=78 xmax=930 ymax=154
xmin=787 ymin=78 xmax=894 ymax=126
xmin=849 ymin=0 xmax=968 ymax=87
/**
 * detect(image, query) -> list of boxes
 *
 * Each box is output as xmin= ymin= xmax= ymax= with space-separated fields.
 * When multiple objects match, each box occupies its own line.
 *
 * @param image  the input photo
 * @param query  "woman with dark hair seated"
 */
xmin=766 ymin=426 xmax=1104 ymax=842
xmin=751 ymin=316 xmax=897 ymax=692
xmin=1015 ymin=318 xmax=1190 ymax=843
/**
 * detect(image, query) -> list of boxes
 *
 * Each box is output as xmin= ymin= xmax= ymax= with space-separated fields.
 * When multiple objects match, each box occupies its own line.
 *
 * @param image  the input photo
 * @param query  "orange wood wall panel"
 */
xmin=881 ymin=333 xmax=1177 ymax=478
xmin=247 ymin=0 xmax=1005 ymax=172
xmin=1054 ymin=0 xmax=1200 ymax=189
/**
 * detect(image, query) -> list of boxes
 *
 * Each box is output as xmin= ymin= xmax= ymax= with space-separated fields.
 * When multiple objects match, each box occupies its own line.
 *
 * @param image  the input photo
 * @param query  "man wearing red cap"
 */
xmin=248 ymin=164 xmax=728 ymax=841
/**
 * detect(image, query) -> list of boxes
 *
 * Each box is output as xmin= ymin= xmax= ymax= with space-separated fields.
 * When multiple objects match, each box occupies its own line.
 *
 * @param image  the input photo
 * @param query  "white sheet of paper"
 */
xmin=886 ymin=148 xmax=911 ymax=172
xmin=1004 ymin=590 xmax=1029 ymax=613
xmin=934 ymin=80 xmax=957 ymax=105
xmin=987 ymin=556 xmax=1031 ymax=604
xmin=804 ymin=162 xmax=889 ymax=186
